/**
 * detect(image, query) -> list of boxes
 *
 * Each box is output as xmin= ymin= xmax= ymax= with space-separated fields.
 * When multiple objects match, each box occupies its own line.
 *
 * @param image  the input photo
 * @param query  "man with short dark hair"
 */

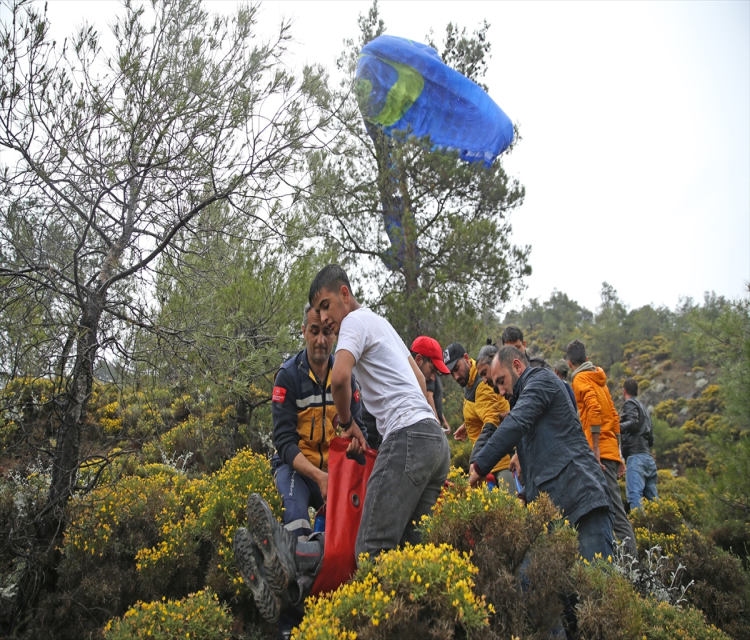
xmin=469 ymin=346 xmax=614 ymax=561
xmin=310 ymin=264 xmax=450 ymax=561
xmin=445 ymin=343 xmax=513 ymax=491
xmin=621 ymin=378 xmax=658 ymax=510
xmin=566 ymin=339 xmax=637 ymax=557
xmin=410 ymin=336 xmax=451 ymax=432
xmin=501 ymin=325 xmax=549 ymax=369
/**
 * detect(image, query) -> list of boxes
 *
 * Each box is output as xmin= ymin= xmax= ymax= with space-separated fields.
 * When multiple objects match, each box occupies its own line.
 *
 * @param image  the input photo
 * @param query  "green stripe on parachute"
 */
xmin=356 ymin=54 xmax=424 ymax=127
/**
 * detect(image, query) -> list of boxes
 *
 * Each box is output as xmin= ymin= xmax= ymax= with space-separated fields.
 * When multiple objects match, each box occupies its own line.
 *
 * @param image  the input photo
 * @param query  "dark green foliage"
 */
xmin=672 ymin=530 xmax=750 ymax=640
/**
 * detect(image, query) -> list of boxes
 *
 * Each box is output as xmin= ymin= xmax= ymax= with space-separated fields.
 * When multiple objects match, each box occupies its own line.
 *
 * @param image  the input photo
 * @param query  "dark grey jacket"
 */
xmin=620 ymin=397 xmax=652 ymax=459
xmin=473 ymin=366 xmax=611 ymax=525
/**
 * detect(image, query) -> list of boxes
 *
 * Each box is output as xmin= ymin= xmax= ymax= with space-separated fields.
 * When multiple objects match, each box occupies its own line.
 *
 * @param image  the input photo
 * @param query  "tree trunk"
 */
xmin=8 ymin=292 xmax=103 ymax=629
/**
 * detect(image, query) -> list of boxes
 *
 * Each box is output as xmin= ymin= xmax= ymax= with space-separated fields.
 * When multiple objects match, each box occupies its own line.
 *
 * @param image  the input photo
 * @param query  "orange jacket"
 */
xmin=463 ymin=360 xmax=511 ymax=473
xmin=571 ymin=364 xmax=621 ymax=463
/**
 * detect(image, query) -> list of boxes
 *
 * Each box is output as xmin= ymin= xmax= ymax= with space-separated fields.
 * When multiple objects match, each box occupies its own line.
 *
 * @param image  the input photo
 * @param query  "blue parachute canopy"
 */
xmin=356 ymin=35 xmax=514 ymax=166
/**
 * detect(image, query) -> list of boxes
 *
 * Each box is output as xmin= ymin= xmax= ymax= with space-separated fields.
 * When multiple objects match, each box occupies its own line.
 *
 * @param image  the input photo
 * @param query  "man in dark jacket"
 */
xmin=469 ymin=345 xmax=614 ymax=561
xmin=621 ymin=378 xmax=658 ymax=510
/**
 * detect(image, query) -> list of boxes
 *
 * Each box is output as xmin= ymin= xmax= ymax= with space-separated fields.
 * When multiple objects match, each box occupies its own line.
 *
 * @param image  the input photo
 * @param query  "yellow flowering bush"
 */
xmin=420 ymin=467 xmax=579 ymax=636
xmin=97 ymin=400 xmax=124 ymax=435
xmin=103 ymin=589 xmax=231 ymax=640
xmin=135 ymin=448 xmax=280 ymax=597
xmin=653 ymin=471 xmax=710 ymax=527
xmin=64 ymin=469 xmax=191 ymax=564
xmin=294 ymin=543 xmax=489 ymax=640
xmin=640 ymin=600 xmax=730 ymax=640
xmin=629 ymin=497 xmax=692 ymax=554
xmin=60 ymin=448 xmax=280 ymax=621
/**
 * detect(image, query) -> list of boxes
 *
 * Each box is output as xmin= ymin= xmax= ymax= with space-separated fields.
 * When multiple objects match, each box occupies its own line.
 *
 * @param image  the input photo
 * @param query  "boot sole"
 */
xmin=246 ymin=494 xmax=295 ymax=595
xmin=232 ymin=528 xmax=280 ymax=622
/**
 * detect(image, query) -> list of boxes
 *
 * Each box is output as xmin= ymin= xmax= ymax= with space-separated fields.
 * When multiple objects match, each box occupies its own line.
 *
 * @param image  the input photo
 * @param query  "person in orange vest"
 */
xmin=445 ymin=343 xmax=514 ymax=492
xmin=566 ymin=339 xmax=637 ymax=557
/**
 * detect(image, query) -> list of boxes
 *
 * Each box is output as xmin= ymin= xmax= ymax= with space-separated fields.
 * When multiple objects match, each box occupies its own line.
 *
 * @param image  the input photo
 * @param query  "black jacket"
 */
xmin=620 ymin=397 xmax=652 ymax=459
xmin=474 ymin=366 xmax=611 ymax=525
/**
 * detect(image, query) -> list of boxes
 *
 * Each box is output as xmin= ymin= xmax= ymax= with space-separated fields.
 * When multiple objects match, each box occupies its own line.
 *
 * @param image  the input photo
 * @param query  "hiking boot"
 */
xmin=233 ymin=527 xmax=281 ymax=622
xmin=246 ymin=493 xmax=297 ymax=595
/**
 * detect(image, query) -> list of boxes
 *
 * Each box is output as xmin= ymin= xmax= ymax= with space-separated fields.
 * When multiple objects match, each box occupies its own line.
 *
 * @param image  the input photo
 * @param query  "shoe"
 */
xmin=233 ymin=527 xmax=281 ymax=622
xmin=246 ymin=493 xmax=297 ymax=595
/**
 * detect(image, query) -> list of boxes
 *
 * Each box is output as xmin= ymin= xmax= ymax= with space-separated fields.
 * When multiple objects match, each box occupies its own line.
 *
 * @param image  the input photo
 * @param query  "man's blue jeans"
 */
xmin=625 ymin=453 xmax=658 ymax=510
xmin=575 ymin=506 xmax=614 ymax=562
xmin=272 ymin=455 xmax=324 ymax=537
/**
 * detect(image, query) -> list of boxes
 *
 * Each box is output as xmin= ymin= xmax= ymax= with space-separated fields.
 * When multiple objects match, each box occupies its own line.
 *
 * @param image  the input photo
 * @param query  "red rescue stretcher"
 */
xmin=310 ymin=437 xmax=377 ymax=596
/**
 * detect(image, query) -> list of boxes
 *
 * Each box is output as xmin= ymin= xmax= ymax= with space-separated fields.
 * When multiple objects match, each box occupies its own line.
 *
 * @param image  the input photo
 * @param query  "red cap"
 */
xmin=410 ymin=336 xmax=450 ymax=375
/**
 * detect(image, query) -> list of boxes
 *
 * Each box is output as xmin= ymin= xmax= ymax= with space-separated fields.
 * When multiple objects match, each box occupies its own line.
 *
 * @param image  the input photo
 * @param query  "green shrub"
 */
xmin=103 ymin=589 xmax=231 ymax=640
xmin=672 ymin=530 xmax=750 ymax=640
xmin=655 ymin=471 xmax=711 ymax=528
xmin=420 ymin=468 xmax=578 ymax=637
xmin=293 ymin=543 xmax=490 ymax=640
xmin=573 ymin=560 xmax=643 ymax=640
xmin=641 ymin=600 xmax=730 ymax=639
xmin=448 ymin=438 xmax=473 ymax=473
xmin=53 ymin=449 xmax=280 ymax=638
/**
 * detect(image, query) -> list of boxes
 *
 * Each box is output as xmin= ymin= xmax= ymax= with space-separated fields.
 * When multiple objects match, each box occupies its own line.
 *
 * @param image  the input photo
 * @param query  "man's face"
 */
xmin=313 ymin=286 xmax=347 ymax=336
xmin=416 ymin=354 xmax=437 ymax=383
xmin=477 ymin=359 xmax=492 ymax=384
xmin=491 ymin=358 xmax=521 ymax=398
xmin=504 ymin=339 xmax=527 ymax=354
xmin=302 ymin=308 xmax=335 ymax=365
xmin=451 ymin=354 xmax=471 ymax=387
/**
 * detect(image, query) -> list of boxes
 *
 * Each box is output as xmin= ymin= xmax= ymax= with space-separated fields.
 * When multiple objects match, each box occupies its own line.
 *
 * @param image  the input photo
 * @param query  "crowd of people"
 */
xmin=232 ymin=264 xmax=658 ymax=639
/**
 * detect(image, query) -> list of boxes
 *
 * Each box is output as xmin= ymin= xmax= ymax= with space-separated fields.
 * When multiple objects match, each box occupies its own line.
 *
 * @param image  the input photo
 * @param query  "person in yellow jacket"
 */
xmin=444 ymin=342 xmax=513 ymax=492
xmin=566 ymin=339 xmax=637 ymax=557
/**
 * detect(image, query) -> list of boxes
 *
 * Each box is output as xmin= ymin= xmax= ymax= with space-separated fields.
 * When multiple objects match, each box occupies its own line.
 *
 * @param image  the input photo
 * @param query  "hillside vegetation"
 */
xmin=1 ymin=284 xmax=748 ymax=639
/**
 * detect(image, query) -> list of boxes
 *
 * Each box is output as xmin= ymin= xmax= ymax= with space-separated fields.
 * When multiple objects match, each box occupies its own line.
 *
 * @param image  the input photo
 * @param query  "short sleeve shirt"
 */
xmin=336 ymin=308 xmax=435 ymax=441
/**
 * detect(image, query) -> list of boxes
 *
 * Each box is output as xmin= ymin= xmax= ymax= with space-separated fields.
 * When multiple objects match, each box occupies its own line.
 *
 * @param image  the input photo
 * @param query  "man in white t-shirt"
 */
xmin=310 ymin=264 xmax=451 ymax=561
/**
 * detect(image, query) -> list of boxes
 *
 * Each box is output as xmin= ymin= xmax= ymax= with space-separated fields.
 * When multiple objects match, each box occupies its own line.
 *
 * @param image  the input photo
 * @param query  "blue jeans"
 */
xmin=575 ymin=506 xmax=614 ymax=562
xmin=272 ymin=455 xmax=324 ymax=537
xmin=626 ymin=453 xmax=658 ymax=510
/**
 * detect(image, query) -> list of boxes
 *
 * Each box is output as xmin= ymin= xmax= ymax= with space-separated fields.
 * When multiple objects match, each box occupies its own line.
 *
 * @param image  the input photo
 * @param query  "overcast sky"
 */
xmin=31 ymin=1 xmax=750 ymax=313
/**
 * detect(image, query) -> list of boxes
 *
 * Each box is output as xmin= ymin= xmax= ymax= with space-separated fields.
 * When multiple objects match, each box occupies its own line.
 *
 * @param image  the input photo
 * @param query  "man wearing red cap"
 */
xmin=410 ymin=336 xmax=451 ymax=432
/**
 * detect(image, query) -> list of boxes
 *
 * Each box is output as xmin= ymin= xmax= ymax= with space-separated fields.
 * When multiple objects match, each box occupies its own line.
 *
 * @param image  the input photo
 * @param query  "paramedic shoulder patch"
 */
xmin=272 ymin=386 xmax=287 ymax=403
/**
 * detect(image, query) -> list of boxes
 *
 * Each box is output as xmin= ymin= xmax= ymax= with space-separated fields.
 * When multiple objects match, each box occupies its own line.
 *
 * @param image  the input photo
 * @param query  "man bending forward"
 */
xmin=310 ymin=264 xmax=451 ymax=560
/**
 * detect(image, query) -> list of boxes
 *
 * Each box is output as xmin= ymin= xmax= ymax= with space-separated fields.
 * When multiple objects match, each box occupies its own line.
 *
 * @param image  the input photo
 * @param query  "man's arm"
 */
xmin=292 ymin=451 xmax=328 ymax=500
xmin=408 ymin=355 xmax=427 ymax=397
xmin=426 ymin=391 xmax=438 ymax=419
xmin=272 ymin=369 xmax=304 ymax=467
xmin=620 ymin=399 xmax=641 ymax=434
xmin=581 ymin=385 xmax=603 ymax=464
xmin=469 ymin=383 xmax=502 ymax=465
xmin=331 ymin=349 xmax=367 ymax=450
xmin=471 ymin=376 xmax=550 ymax=485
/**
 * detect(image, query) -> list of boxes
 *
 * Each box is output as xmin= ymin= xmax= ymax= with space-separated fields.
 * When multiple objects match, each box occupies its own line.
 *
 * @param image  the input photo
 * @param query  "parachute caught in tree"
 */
xmin=356 ymin=35 xmax=514 ymax=166
xmin=355 ymin=35 xmax=514 ymax=269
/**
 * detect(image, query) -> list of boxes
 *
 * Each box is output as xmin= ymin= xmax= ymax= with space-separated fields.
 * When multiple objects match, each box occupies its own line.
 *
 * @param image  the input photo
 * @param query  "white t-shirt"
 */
xmin=336 ymin=308 xmax=435 ymax=441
